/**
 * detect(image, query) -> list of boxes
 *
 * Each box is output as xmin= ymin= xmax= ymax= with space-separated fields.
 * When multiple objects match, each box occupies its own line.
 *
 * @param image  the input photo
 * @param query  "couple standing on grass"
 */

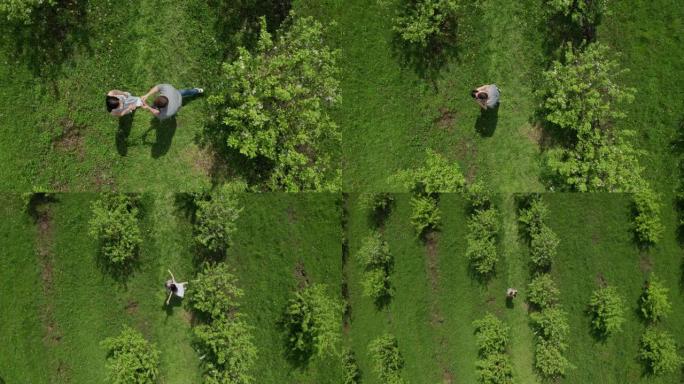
xmin=106 ymin=83 xmax=203 ymax=119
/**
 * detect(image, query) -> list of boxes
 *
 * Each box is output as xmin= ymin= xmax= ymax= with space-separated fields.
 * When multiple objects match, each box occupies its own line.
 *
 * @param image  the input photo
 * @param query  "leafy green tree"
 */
xmin=89 ymin=194 xmax=142 ymax=267
xmin=527 ymin=274 xmax=560 ymax=309
xmin=101 ymin=326 xmax=160 ymax=384
xmin=542 ymin=42 xmax=634 ymax=140
xmin=194 ymin=317 xmax=257 ymax=384
xmin=534 ymin=340 xmax=571 ymax=379
xmin=410 ymin=195 xmax=441 ymax=237
xmin=639 ymin=327 xmax=682 ymax=376
xmin=194 ymin=185 xmax=242 ymax=253
xmin=476 ymin=353 xmax=514 ymax=384
xmin=282 ymin=284 xmax=342 ymax=362
xmin=368 ymin=334 xmax=405 ymax=384
xmin=188 ymin=262 xmax=244 ymax=321
xmin=588 ymin=285 xmax=625 ymax=337
xmin=0 ymin=0 xmax=53 ymax=23
xmin=640 ymin=275 xmax=672 ymax=323
xmin=360 ymin=192 xmax=395 ymax=225
xmin=633 ymin=187 xmax=664 ymax=245
xmin=392 ymin=149 xmax=465 ymax=195
xmin=466 ymin=208 xmax=499 ymax=277
xmin=342 ymin=349 xmax=361 ymax=384
xmin=393 ymin=0 xmax=460 ymax=47
xmin=531 ymin=307 xmax=570 ymax=347
xmin=530 ymin=225 xmax=559 ymax=270
xmin=208 ymin=13 xmax=340 ymax=192
xmin=473 ymin=313 xmax=510 ymax=355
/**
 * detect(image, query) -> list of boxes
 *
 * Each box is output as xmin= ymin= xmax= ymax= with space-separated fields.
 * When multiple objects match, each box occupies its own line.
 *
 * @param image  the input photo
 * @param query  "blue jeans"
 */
xmin=179 ymin=88 xmax=201 ymax=97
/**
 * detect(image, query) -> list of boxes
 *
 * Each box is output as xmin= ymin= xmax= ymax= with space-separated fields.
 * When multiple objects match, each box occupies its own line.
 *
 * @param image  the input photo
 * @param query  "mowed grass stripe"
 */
xmin=228 ymin=193 xmax=343 ymax=383
xmin=0 ymin=196 xmax=51 ymax=383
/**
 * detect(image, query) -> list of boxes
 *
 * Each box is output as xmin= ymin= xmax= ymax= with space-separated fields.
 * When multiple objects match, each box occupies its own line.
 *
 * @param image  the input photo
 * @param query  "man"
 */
xmin=471 ymin=84 xmax=500 ymax=110
xmin=141 ymin=84 xmax=203 ymax=120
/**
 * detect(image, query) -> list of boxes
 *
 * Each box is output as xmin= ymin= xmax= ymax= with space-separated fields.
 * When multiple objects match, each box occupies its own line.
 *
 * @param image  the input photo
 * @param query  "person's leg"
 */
xmin=179 ymin=88 xmax=202 ymax=97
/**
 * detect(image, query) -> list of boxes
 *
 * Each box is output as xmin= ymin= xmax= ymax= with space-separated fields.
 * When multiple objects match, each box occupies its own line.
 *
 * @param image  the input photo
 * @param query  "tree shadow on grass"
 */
xmin=0 ymin=0 xmax=90 ymax=89
xmin=209 ymin=0 xmax=291 ymax=62
xmin=142 ymin=117 xmax=177 ymax=158
xmin=390 ymin=31 xmax=460 ymax=85
xmin=116 ymin=114 xmax=134 ymax=156
xmin=94 ymin=250 xmax=141 ymax=285
xmin=475 ymin=105 xmax=499 ymax=137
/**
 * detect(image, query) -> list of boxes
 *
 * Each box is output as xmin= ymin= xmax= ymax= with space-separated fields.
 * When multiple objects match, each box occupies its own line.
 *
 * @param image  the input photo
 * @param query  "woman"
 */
xmin=471 ymin=84 xmax=500 ymax=110
xmin=165 ymin=269 xmax=188 ymax=305
xmin=106 ymin=90 xmax=143 ymax=117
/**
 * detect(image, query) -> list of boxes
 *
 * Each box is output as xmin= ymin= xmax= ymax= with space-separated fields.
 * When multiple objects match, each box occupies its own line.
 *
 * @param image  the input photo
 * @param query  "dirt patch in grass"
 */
xmin=182 ymin=146 xmax=215 ymax=177
xmin=92 ymin=166 xmax=115 ymax=191
xmin=639 ymin=254 xmax=653 ymax=272
xmin=522 ymin=123 xmax=551 ymax=149
xmin=596 ymin=272 xmax=607 ymax=286
xmin=53 ymin=118 xmax=86 ymax=161
xmin=287 ymin=206 xmax=298 ymax=223
xmin=293 ymin=261 xmax=310 ymax=289
xmin=435 ymin=107 xmax=456 ymax=132
xmin=442 ymin=369 xmax=455 ymax=384
xmin=455 ymin=138 xmax=478 ymax=182
xmin=425 ymin=231 xmax=440 ymax=293
xmin=125 ymin=300 xmax=139 ymax=315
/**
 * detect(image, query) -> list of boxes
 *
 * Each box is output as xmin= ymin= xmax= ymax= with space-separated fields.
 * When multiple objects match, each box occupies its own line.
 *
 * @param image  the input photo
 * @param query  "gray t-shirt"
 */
xmin=485 ymin=84 xmax=500 ymax=108
xmin=157 ymin=84 xmax=182 ymax=120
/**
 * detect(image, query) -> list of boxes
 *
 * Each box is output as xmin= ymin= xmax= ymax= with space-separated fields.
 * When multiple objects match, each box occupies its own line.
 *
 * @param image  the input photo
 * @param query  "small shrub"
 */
xmin=633 ymin=188 xmax=664 ymax=245
xmin=393 ymin=0 xmax=460 ymax=47
xmin=546 ymin=0 xmax=609 ymax=33
xmin=466 ymin=180 xmax=493 ymax=212
xmin=466 ymin=208 xmax=499 ymax=277
xmin=473 ymin=313 xmax=510 ymax=356
xmin=534 ymin=340 xmax=571 ymax=379
xmin=476 ymin=353 xmax=514 ymax=384
xmin=639 ymin=275 xmax=671 ymax=323
xmin=518 ymin=197 xmax=548 ymax=237
xmin=342 ymin=349 xmax=361 ymax=384
xmin=639 ymin=327 xmax=682 ymax=376
xmin=194 ymin=184 xmax=242 ymax=253
xmin=355 ymin=231 xmax=392 ymax=270
xmin=588 ymin=285 xmax=625 ymax=337
xmin=529 ymin=225 xmax=559 ymax=270
xmin=194 ymin=317 xmax=257 ymax=384
xmin=531 ymin=307 xmax=569 ymax=347
xmin=360 ymin=192 xmax=395 ymax=221
xmin=368 ymin=334 xmax=405 ymax=384
xmin=527 ymin=274 xmax=560 ymax=309
xmin=410 ymin=195 xmax=441 ymax=237
xmin=101 ymin=326 xmax=160 ymax=384
xmin=392 ymin=149 xmax=465 ymax=195
xmin=361 ymin=268 xmax=394 ymax=304
xmin=188 ymin=262 xmax=244 ymax=321
xmin=282 ymin=284 xmax=342 ymax=362
xmin=88 ymin=194 xmax=142 ymax=267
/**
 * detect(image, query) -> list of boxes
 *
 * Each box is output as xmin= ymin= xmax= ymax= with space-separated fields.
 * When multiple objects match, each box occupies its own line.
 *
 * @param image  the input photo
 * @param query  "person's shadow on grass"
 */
xmin=475 ymin=105 xmax=499 ymax=137
xmin=142 ymin=117 xmax=177 ymax=158
xmin=163 ymin=295 xmax=183 ymax=317
xmin=116 ymin=114 xmax=134 ymax=156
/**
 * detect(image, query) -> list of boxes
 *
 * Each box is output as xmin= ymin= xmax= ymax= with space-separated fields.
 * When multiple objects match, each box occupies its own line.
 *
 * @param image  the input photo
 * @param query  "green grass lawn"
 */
xmin=542 ymin=193 xmax=684 ymax=383
xmin=0 ymin=192 xmax=343 ymax=383
xmin=346 ymin=193 xmax=538 ymax=383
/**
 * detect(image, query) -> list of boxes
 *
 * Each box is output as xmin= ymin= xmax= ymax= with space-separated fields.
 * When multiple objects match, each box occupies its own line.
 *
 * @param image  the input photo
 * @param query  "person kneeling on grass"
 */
xmin=471 ymin=84 xmax=500 ymax=110
xmin=140 ymin=84 xmax=203 ymax=120
xmin=165 ymin=269 xmax=187 ymax=305
xmin=106 ymin=90 xmax=144 ymax=117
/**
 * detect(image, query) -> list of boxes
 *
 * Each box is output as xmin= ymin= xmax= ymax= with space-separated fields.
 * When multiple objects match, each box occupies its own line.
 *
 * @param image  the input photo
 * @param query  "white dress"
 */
xmin=175 ymin=283 xmax=186 ymax=298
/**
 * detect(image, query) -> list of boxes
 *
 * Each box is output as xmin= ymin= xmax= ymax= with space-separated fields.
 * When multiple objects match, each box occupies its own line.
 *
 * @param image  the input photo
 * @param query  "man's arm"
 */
xmin=142 ymin=104 xmax=161 ymax=117
xmin=142 ymin=85 xmax=160 ymax=103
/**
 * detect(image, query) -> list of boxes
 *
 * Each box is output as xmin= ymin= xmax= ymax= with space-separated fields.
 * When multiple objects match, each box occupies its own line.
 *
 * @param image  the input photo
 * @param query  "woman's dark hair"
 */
xmin=169 ymin=283 xmax=178 ymax=293
xmin=470 ymin=90 xmax=478 ymax=99
xmin=153 ymin=96 xmax=168 ymax=109
xmin=477 ymin=92 xmax=488 ymax=100
xmin=106 ymin=96 xmax=120 ymax=112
